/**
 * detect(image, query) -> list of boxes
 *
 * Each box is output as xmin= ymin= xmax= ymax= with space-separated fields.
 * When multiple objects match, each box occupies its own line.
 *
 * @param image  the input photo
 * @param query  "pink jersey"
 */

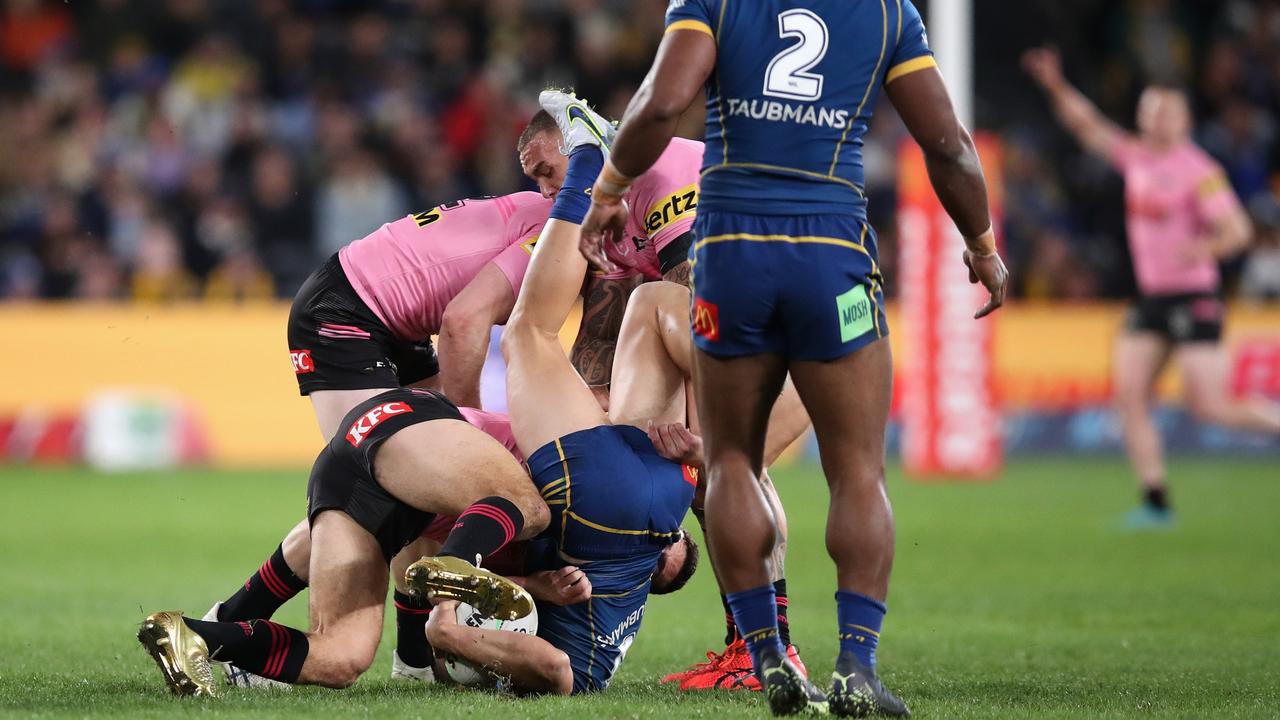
xmin=1110 ymin=139 xmax=1242 ymax=296
xmin=458 ymin=407 xmax=522 ymax=463
xmin=597 ymin=137 xmax=704 ymax=281
xmin=339 ymin=192 xmax=552 ymax=341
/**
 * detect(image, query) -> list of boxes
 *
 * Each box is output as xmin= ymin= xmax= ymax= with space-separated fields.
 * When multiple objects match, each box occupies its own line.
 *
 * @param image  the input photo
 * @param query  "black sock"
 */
xmin=774 ymin=579 xmax=791 ymax=647
xmin=438 ymin=496 xmax=524 ymax=564
xmin=219 ymin=545 xmax=308 ymax=621
xmin=721 ymin=593 xmax=740 ymax=646
xmin=183 ymin=617 xmax=309 ymax=683
xmin=1144 ymin=486 xmax=1169 ymax=511
xmin=393 ymin=590 xmax=434 ymax=669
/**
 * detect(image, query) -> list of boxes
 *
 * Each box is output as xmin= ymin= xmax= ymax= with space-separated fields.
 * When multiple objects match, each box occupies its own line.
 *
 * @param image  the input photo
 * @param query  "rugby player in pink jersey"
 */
xmin=1025 ymin=48 xmax=1280 ymax=527
xmin=519 ymin=91 xmax=813 ymax=692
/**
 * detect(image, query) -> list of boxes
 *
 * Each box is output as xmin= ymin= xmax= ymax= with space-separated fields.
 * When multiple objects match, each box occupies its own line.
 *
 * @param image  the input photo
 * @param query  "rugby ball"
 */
xmin=440 ymin=602 xmax=539 ymax=687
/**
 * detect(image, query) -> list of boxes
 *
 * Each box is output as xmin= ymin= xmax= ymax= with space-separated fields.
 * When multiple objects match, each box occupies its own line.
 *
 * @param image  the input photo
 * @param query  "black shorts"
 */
xmin=287 ymin=254 xmax=440 ymax=396
xmin=306 ymin=388 xmax=464 ymax=561
xmin=1124 ymin=293 xmax=1224 ymax=344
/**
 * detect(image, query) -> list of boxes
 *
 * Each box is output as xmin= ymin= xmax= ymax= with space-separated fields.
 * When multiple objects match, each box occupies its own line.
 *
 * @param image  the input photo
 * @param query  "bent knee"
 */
xmin=317 ymin=658 xmax=371 ymax=689
xmin=517 ymin=497 xmax=551 ymax=538
xmin=626 ymin=280 xmax=688 ymax=317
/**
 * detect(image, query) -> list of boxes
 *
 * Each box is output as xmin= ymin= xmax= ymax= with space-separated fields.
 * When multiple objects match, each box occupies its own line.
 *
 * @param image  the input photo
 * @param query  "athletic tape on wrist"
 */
xmin=592 ymin=161 xmax=634 ymax=205
xmin=964 ymin=227 xmax=998 ymax=257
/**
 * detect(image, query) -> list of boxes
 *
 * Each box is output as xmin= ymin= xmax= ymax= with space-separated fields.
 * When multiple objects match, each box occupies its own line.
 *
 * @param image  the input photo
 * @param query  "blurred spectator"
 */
xmin=204 ymin=249 xmax=275 ymax=303
xmin=1241 ymin=197 xmax=1280 ymax=301
xmin=316 ymin=148 xmax=406 ymax=257
xmin=0 ymin=0 xmax=1278 ymax=305
xmin=130 ymin=217 xmax=196 ymax=302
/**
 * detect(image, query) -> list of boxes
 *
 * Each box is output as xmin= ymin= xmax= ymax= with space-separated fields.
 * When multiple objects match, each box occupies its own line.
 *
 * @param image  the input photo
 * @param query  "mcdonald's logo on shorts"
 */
xmin=692 ymin=298 xmax=719 ymax=342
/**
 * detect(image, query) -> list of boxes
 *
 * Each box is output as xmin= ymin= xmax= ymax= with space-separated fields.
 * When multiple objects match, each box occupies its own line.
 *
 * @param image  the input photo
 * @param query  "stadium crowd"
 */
xmin=1 ymin=0 xmax=1279 ymax=302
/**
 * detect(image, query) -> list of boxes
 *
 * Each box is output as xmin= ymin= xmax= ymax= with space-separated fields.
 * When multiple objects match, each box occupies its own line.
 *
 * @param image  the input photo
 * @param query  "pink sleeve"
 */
xmin=1108 ymin=138 xmax=1141 ymax=172
xmin=1195 ymin=165 xmax=1241 ymax=224
xmin=489 ymin=239 xmax=536 ymax=298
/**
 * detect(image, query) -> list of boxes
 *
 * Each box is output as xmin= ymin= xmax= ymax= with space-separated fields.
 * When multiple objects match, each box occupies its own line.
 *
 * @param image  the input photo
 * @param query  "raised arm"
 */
xmin=437 ymin=262 xmax=516 ymax=409
xmin=1022 ymin=47 xmax=1131 ymax=159
xmin=885 ymin=65 xmax=1009 ymax=318
xmin=580 ymin=27 xmax=716 ymax=268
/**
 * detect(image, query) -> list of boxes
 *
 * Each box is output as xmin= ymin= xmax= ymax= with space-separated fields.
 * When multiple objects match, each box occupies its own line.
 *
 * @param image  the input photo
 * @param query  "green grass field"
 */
xmin=2 ymin=458 xmax=1278 ymax=719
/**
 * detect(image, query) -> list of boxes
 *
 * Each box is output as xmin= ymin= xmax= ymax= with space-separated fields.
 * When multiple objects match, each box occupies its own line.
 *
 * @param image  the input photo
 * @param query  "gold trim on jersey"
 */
xmin=715 ymin=0 xmax=731 ymax=165
xmin=829 ymin=0 xmax=889 ymax=176
xmin=702 ymin=163 xmax=866 ymax=197
xmin=554 ymin=439 xmax=572 ymax=547
xmin=666 ymin=19 xmax=713 ymax=37
xmin=694 ymin=232 xmax=875 ymax=257
xmin=566 ymin=510 xmax=682 ymax=539
xmin=586 ymin=599 xmax=596 ymax=680
xmin=885 ymin=55 xmax=938 ymax=85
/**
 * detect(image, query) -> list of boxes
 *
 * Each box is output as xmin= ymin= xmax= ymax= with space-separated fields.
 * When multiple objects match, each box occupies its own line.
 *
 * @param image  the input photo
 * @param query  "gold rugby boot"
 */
xmin=404 ymin=555 xmax=534 ymax=620
xmin=137 ymin=611 xmax=217 ymax=696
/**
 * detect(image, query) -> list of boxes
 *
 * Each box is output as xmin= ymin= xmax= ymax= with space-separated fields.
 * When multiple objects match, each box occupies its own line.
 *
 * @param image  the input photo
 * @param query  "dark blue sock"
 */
xmin=727 ymin=584 xmax=785 ymax=673
xmin=836 ymin=590 xmax=886 ymax=669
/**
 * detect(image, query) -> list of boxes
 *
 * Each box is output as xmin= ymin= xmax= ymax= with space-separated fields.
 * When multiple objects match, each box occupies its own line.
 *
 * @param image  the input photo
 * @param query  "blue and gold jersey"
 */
xmin=666 ymin=0 xmax=934 ymax=217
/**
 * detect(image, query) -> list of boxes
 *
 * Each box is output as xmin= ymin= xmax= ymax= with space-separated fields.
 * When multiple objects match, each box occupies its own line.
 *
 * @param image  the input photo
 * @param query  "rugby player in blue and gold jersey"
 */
xmin=582 ymin=1 xmax=1009 ymax=716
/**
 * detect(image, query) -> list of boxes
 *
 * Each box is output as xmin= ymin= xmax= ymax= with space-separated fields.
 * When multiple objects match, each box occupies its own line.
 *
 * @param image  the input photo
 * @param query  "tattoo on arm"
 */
xmin=662 ymin=261 xmax=692 ymax=289
xmin=570 ymin=276 xmax=637 ymax=386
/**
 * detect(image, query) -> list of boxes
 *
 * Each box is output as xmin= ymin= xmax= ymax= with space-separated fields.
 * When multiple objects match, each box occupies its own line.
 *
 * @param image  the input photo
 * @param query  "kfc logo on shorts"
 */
xmin=290 ymin=349 xmax=314 ymax=374
xmin=346 ymin=401 xmax=413 ymax=447
xmin=692 ymin=298 xmax=719 ymax=341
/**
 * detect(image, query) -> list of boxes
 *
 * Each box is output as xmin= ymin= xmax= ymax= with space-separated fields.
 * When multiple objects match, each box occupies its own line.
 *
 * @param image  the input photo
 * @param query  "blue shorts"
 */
xmin=526 ymin=425 xmax=695 ymax=561
xmin=525 ymin=425 xmax=696 ymax=693
xmin=690 ymin=210 xmax=888 ymax=360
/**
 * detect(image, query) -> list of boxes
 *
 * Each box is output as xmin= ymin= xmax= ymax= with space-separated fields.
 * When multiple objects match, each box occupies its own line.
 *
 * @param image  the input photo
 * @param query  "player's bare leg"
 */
xmin=1114 ymin=332 xmax=1175 ymax=526
xmin=382 ymin=420 xmax=549 ymax=619
xmin=609 ymin=281 xmax=692 ymax=429
xmin=789 ymin=337 xmax=906 ymax=717
xmin=695 ymin=348 xmax=825 ymax=714
xmin=295 ymin=511 xmax=388 ymax=687
xmin=501 ymin=219 xmax=611 ymax=459
xmin=138 ymin=511 xmax=387 ymax=693
xmin=1179 ymin=344 xmax=1280 ymax=432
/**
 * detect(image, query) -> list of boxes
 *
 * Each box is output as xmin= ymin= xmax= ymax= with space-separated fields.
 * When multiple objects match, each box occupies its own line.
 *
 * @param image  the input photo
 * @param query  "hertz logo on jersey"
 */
xmin=644 ymin=183 xmax=698 ymax=236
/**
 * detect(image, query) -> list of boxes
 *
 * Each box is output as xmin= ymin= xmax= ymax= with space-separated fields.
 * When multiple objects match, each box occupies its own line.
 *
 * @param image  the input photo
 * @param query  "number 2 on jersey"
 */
xmin=763 ymin=9 xmax=829 ymax=102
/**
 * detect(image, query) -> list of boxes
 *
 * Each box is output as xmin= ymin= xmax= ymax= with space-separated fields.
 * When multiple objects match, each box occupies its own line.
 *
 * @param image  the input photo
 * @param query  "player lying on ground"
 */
xmin=137 ymin=388 xmax=550 ymax=695
xmin=522 ymin=92 xmax=811 ymax=690
xmin=418 ymin=149 xmax=709 ymax=695
xmin=583 ymin=1 xmax=1008 ymax=715
xmin=426 ymin=278 xmax=810 ymax=695
xmin=1024 ymin=47 xmax=1278 ymax=528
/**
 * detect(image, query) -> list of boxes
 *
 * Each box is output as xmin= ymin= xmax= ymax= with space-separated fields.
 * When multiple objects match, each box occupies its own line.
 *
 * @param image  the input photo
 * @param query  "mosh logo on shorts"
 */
xmin=346 ymin=401 xmax=414 ymax=447
xmin=290 ymin=349 xmax=315 ymax=374
xmin=692 ymin=298 xmax=719 ymax=341
xmin=836 ymin=285 xmax=874 ymax=343
xmin=644 ymin=183 xmax=698 ymax=236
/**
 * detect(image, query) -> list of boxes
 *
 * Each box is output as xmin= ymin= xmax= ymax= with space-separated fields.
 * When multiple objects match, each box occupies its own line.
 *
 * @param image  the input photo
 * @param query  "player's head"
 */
xmin=518 ymin=110 xmax=567 ymax=200
xmin=649 ymin=528 xmax=699 ymax=595
xmin=1136 ymin=84 xmax=1192 ymax=147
